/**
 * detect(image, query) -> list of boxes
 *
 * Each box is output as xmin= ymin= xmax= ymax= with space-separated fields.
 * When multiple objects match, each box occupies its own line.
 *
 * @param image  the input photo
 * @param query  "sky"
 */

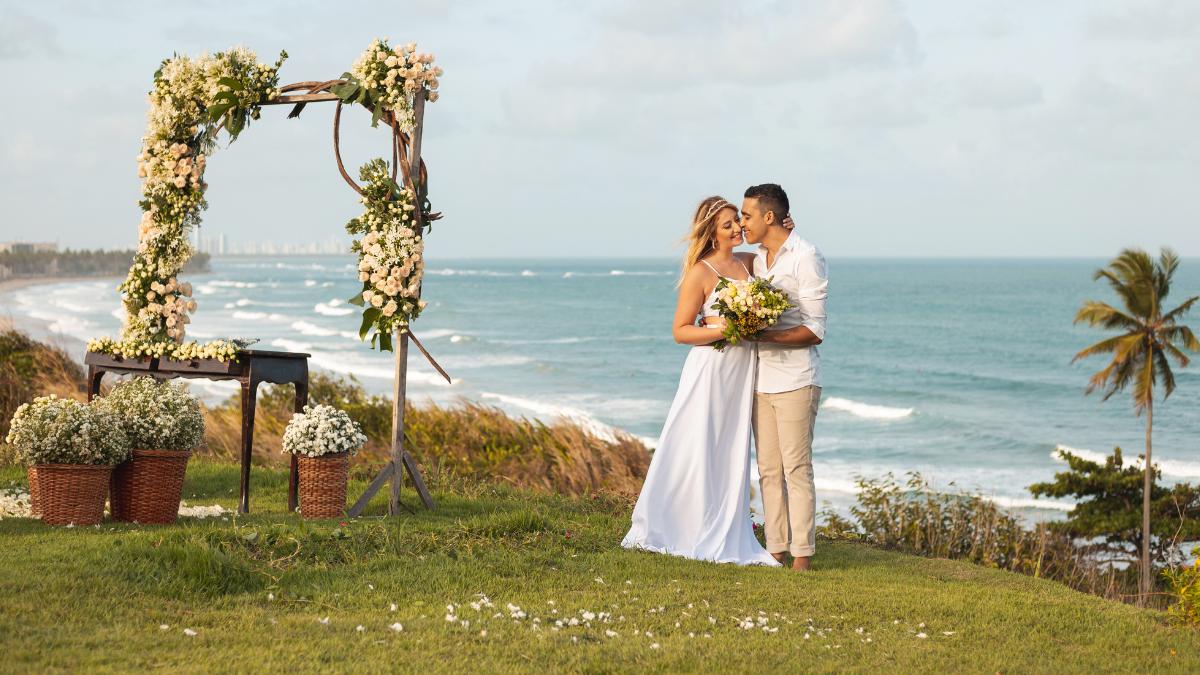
xmin=0 ymin=0 xmax=1198 ymax=258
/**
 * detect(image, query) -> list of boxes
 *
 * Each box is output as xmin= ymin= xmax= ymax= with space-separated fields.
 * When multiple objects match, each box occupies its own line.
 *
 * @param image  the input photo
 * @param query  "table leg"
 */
xmin=239 ymin=378 xmax=258 ymax=514
xmin=288 ymin=379 xmax=308 ymax=513
xmin=87 ymin=367 xmax=104 ymax=402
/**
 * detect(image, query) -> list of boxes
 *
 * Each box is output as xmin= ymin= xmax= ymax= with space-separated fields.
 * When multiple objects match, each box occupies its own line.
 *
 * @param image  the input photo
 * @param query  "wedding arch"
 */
xmin=85 ymin=39 xmax=448 ymax=515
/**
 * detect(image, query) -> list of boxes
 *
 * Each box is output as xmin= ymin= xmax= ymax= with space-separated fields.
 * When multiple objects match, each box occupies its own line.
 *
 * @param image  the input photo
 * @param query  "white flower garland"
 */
xmin=345 ymin=160 xmax=429 ymax=350
xmin=89 ymin=38 xmax=441 ymax=362
xmin=90 ymin=47 xmax=286 ymax=362
xmin=282 ymin=404 xmax=367 ymax=458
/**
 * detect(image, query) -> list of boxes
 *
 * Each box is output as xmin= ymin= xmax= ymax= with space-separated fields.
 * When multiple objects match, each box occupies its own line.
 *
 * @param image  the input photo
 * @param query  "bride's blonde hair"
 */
xmin=678 ymin=195 xmax=736 ymax=286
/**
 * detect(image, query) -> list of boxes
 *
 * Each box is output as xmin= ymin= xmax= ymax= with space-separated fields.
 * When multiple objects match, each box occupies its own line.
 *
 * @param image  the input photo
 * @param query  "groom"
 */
xmin=740 ymin=183 xmax=827 ymax=571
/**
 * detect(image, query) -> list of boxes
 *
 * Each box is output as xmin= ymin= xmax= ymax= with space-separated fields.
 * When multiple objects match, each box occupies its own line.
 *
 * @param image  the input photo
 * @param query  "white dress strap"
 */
xmin=698 ymin=258 xmax=722 ymax=278
xmin=737 ymin=259 xmax=752 ymax=278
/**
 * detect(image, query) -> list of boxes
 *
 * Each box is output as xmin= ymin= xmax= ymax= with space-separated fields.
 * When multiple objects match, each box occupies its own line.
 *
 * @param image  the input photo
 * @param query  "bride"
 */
xmin=621 ymin=196 xmax=780 ymax=566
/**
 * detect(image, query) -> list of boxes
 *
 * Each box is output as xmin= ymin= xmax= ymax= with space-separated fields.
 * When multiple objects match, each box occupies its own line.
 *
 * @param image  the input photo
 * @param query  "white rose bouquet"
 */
xmin=282 ymin=404 xmax=368 ymax=458
xmin=5 ymin=395 xmax=131 ymax=465
xmin=709 ymin=277 xmax=794 ymax=351
xmin=96 ymin=377 xmax=205 ymax=451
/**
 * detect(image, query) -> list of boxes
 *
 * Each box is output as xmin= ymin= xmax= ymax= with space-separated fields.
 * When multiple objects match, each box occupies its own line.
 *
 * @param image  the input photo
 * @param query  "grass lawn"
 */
xmin=1 ymin=460 xmax=1198 ymax=673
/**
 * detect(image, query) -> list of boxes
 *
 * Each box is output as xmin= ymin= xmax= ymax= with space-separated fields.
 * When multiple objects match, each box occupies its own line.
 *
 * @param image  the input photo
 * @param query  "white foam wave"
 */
xmin=425 ymin=268 xmax=514 ymax=277
xmin=480 ymin=392 xmax=636 ymax=444
xmin=414 ymin=329 xmax=458 ymax=340
xmin=1052 ymin=444 xmax=1200 ymax=479
xmin=270 ymin=338 xmax=312 ymax=352
xmin=821 ymin=397 xmax=915 ymax=420
xmin=304 ymin=279 xmax=317 ymax=287
xmin=520 ymin=270 xmax=536 ymax=277
xmin=291 ymin=320 xmax=338 ymax=337
xmin=314 ymin=299 xmax=355 ymax=316
xmin=232 ymin=311 xmax=289 ymax=322
xmin=209 ymin=280 xmax=258 ymax=288
xmin=984 ymin=495 xmax=1075 ymax=512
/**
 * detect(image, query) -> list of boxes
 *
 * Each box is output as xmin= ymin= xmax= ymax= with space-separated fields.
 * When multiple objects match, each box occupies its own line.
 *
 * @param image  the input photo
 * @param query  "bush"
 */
xmin=1164 ymin=549 xmax=1200 ymax=627
xmin=97 ymin=376 xmax=205 ymax=450
xmin=5 ymin=395 xmax=130 ymax=465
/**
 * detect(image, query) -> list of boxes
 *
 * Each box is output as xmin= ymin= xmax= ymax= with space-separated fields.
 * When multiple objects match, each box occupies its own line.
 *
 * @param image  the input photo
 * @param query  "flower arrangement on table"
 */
xmin=709 ymin=277 xmax=794 ymax=351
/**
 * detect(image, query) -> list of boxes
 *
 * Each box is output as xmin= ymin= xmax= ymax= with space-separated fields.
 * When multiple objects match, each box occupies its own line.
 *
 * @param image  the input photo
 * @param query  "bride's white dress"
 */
xmin=621 ymin=260 xmax=780 ymax=566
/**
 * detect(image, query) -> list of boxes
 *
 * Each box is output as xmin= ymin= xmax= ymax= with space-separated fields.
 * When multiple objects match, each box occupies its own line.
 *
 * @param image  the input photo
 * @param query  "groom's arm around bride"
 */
xmin=740 ymin=183 xmax=827 ymax=571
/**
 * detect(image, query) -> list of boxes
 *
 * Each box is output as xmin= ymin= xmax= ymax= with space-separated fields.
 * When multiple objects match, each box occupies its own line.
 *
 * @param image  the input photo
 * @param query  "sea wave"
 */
xmin=480 ymin=392 xmax=640 ymax=445
xmin=1052 ymin=444 xmax=1200 ymax=479
xmin=425 ymin=268 xmax=514 ymax=277
xmin=313 ymin=300 xmax=355 ymax=316
xmin=821 ymin=397 xmax=915 ymax=420
xmin=232 ymin=311 xmax=289 ymax=322
xmin=291 ymin=320 xmax=338 ymax=337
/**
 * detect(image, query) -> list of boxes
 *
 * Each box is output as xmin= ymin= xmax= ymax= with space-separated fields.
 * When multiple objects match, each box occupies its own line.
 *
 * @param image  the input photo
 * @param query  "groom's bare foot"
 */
xmin=791 ymin=556 xmax=812 ymax=571
xmin=771 ymin=552 xmax=788 ymax=565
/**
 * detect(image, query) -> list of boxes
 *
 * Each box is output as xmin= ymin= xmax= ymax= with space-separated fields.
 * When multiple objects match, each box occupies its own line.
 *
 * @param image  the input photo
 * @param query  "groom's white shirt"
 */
xmin=752 ymin=230 xmax=827 ymax=393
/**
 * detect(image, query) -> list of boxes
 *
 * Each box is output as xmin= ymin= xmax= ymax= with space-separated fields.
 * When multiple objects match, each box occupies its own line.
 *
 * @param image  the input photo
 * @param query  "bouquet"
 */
xmin=282 ymin=405 xmax=368 ymax=458
xmin=709 ymin=277 xmax=793 ymax=351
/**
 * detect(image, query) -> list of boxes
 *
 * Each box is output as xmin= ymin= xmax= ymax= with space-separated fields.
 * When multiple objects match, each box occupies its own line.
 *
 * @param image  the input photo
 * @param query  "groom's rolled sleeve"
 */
xmin=792 ymin=250 xmax=827 ymax=341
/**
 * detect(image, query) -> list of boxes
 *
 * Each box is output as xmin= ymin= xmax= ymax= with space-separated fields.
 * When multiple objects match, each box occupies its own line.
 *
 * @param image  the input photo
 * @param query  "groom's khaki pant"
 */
xmin=753 ymin=385 xmax=820 ymax=558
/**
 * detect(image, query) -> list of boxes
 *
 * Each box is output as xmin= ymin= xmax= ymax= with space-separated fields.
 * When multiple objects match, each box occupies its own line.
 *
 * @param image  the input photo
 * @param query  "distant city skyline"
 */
xmin=1 ymin=1 xmax=1198 ymax=258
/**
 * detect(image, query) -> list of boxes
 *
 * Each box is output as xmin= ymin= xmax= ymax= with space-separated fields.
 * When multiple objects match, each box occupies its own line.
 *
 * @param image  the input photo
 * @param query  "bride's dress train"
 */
xmin=621 ymin=314 xmax=779 ymax=566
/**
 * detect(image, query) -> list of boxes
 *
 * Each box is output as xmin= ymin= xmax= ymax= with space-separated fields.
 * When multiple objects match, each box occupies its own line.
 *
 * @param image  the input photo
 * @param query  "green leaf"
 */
xmin=330 ymin=82 xmax=358 ymax=100
xmin=379 ymin=330 xmax=393 ymax=352
xmin=213 ymin=90 xmax=240 ymax=105
xmin=359 ymin=307 xmax=381 ymax=339
xmin=217 ymin=76 xmax=244 ymax=90
xmin=370 ymin=103 xmax=383 ymax=128
xmin=347 ymin=293 xmax=365 ymax=307
xmin=207 ymin=102 xmax=234 ymax=122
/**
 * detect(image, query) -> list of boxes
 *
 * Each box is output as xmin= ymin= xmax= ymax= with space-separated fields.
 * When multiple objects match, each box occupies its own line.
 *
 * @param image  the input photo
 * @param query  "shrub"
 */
xmin=97 ymin=376 xmax=205 ymax=450
xmin=1164 ymin=549 xmax=1200 ymax=627
xmin=5 ymin=395 xmax=130 ymax=465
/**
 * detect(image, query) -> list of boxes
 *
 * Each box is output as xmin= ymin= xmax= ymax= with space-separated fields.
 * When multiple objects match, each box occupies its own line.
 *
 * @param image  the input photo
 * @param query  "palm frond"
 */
xmin=1131 ymin=345 xmax=1155 ymax=413
xmin=1154 ymin=348 xmax=1177 ymax=400
xmin=1162 ymin=325 xmax=1200 ymax=352
xmin=1073 ymin=332 xmax=1140 ymax=363
xmin=1073 ymin=301 xmax=1142 ymax=331
xmin=1163 ymin=342 xmax=1192 ymax=369
xmin=1162 ymin=295 xmax=1199 ymax=325
xmin=1157 ymin=247 xmax=1180 ymax=301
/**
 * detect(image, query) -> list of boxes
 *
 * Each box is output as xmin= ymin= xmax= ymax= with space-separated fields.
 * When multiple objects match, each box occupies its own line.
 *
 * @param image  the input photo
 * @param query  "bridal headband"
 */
xmin=699 ymin=199 xmax=735 ymax=224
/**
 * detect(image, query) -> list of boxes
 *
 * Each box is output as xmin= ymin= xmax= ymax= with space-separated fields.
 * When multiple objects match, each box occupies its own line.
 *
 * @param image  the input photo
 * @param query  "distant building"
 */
xmin=0 ymin=241 xmax=58 ymax=253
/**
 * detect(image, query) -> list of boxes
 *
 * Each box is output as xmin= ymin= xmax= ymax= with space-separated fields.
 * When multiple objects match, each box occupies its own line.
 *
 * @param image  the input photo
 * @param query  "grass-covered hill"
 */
xmin=2 ymin=461 xmax=1199 ymax=673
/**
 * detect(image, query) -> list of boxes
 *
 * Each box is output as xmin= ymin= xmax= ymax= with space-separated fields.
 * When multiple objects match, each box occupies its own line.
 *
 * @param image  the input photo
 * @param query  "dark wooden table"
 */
xmin=85 ymin=349 xmax=310 ymax=514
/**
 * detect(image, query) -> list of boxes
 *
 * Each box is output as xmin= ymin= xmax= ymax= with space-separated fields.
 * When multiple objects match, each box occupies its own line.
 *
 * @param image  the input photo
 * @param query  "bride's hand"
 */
xmin=782 ymin=214 xmax=795 ymax=230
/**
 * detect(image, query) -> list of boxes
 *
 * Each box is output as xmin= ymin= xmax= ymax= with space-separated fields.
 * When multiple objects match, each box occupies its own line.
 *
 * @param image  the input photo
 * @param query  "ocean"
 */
xmin=3 ymin=255 xmax=1199 ymax=518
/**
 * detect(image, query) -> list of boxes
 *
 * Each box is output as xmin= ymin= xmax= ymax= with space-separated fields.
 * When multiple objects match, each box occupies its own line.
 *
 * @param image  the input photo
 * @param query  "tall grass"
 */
xmin=827 ymin=473 xmax=1146 ymax=606
xmin=0 ymin=326 xmax=649 ymax=497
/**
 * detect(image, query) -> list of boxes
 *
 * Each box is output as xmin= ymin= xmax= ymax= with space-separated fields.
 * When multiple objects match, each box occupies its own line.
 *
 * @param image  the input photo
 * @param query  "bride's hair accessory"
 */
xmin=697 ymin=199 xmax=735 ymax=227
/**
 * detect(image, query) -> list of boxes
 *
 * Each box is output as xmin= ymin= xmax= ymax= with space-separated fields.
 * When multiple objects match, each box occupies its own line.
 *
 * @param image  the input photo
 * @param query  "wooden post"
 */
xmin=388 ymin=92 xmax=425 ymax=515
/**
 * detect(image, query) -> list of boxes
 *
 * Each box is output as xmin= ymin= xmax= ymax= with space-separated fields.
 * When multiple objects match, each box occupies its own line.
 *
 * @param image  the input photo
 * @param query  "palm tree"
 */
xmin=1073 ymin=248 xmax=1198 ymax=605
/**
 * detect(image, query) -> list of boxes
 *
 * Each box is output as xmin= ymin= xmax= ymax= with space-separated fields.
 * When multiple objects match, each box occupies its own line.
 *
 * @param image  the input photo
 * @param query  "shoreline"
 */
xmin=0 ymin=274 xmax=121 ymax=296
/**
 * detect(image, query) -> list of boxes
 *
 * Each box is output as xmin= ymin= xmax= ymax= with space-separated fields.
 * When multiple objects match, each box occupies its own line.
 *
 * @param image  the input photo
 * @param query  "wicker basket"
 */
xmin=297 ymin=452 xmax=349 ymax=519
xmin=35 ymin=464 xmax=112 ymax=526
xmin=110 ymin=449 xmax=192 ymax=524
xmin=27 ymin=465 xmax=41 ymax=518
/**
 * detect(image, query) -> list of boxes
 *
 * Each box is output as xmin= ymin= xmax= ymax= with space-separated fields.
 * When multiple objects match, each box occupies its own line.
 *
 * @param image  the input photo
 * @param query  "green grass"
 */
xmin=1 ymin=461 xmax=1198 ymax=673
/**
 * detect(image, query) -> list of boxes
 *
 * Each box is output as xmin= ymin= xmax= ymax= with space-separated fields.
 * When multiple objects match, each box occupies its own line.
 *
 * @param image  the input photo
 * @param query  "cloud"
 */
xmin=535 ymin=0 xmax=919 ymax=91
xmin=828 ymin=83 xmax=925 ymax=128
xmin=1084 ymin=0 xmax=1200 ymax=40
xmin=0 ymin=10 xmax=58 ymax=59
xmin=956 ymin=72 xmax=1043 ymax=110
